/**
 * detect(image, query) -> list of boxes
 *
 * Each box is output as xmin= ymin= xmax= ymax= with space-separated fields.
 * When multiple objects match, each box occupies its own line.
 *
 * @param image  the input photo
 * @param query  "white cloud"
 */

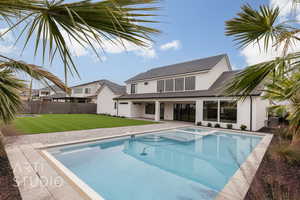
xmin=240 ymin=1 xmax=300 ymax=65
xmin=270 ymin=0 xmax=300 ymax=21
xmin=62 ymin=30 xmax=156 ymax=60
xmin=241 ymin=39 xmax=300 ymax=65
xmin=160 ymin=40 xmax=181 ymax=51
xmin=101 ymin=38 xmax=156 ymax=58
xmin=0 ymin=28 xmax=17 ymax=55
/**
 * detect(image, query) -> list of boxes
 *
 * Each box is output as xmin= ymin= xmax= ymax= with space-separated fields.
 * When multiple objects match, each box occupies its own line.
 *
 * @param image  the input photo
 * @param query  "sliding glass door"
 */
xmin=173 ymin=103 xmax=195 ymax=122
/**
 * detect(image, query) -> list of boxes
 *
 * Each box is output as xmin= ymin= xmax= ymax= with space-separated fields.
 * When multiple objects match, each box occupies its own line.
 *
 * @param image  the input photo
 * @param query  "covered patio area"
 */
xmin=118 ymin=99 xmax=197 ymax=122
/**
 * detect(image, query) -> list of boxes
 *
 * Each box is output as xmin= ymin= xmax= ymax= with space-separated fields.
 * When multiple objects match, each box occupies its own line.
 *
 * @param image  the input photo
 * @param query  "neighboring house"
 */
xmin=96 ymin=81 xmax=126 ymax=115
xmin=98 ymin=54 xmax=268 ymax=131
xmin=35 ymin=85 xmax=66 ymax=101
xmin=71 ymin=80 xmax=123 ymax=103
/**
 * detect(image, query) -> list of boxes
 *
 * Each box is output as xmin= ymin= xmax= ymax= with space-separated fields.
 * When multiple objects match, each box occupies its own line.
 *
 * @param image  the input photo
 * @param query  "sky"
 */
xmin=0 ymin=0 xmax=299 ymax=88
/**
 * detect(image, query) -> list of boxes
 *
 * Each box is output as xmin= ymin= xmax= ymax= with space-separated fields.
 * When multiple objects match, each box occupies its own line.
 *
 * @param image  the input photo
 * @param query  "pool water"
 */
xmin=49 ymin=128 xmax=262 ymax=200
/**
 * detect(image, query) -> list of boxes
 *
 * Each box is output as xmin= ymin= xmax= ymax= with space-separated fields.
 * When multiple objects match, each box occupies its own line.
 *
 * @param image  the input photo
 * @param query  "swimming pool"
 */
xmin=43 ymin=127 xmax=269 ymax=200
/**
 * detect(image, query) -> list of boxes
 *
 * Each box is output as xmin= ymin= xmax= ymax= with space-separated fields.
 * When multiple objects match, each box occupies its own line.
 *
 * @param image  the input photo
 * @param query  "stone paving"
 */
xmin=4 ymin=121 xmax=190 ymax=200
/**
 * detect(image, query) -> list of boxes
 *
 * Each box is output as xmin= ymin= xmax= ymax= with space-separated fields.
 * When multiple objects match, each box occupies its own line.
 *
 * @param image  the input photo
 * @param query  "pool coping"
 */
xmin=37 ymin=126 xmax=272 ymax=200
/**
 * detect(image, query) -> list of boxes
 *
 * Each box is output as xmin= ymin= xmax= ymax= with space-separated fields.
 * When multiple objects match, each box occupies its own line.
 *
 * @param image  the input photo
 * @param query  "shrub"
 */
xmin=226 ymin=124 xmax=233 ymax=129
xmin=214 ymin=123 xmax=220 ymax=128
xmin=197 ymin=121 xmax=202 ymax=126
xmin=240 ymin=124 xmax=247 ymax=130
xmin=207 ymin=122 xmax=212 ymax=127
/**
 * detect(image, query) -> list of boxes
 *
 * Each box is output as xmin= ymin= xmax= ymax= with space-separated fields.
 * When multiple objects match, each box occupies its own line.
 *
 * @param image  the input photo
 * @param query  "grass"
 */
xmin=12 ymin=114 xmax=157 ymax=134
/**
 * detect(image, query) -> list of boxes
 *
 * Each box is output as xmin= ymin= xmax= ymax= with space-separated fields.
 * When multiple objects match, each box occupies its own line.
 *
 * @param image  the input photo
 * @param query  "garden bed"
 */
xmin=245 ymin=128 xmax=300 ymax=200
xmin=0 ymin=144 xmax=22 ymax=200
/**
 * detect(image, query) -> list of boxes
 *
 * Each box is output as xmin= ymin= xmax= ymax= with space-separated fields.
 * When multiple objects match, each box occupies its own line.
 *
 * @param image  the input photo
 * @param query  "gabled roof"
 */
xmin=71 ymin=79 xmax=125 ymax=95
xmin=38 ymin=85 xmax=64 ymax=92
xmin=126 ymin=54 xmax=229 ymax=83
xmin=100 ymin=80 xmax=126 ymax=95
xmin=116 ymin=70 xmax=261 ymax=100
xmin=95 ymin=80 xmax=126 ymax=95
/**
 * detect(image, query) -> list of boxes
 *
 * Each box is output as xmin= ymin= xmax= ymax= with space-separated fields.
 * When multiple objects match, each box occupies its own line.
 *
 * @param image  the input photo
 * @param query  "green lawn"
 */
xmin=13 ymin=114 xmax=157 ymax=134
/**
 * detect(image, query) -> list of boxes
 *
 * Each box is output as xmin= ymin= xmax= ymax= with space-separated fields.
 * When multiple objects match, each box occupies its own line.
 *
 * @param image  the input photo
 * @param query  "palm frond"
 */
xmin=0 ymin=69 xmax=24 ymax=123
xmin=0 ymin=56 xmax=70 ymax=94
xmin=225 ymin=4 xmax=283 ymax=50
xmin=0 ymin=0 xmax=160 ymax=78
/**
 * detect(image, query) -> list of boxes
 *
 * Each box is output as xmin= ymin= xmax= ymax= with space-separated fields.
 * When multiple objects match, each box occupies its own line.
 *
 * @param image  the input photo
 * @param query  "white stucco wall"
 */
xmin=118 ymin=101 xmax=131 ymax=117
xmin=195 ymin=57 xmax=230 ymax=90
xmin=96 ymin=86 xmax=118 ymax=115
xmin=252 ymin=97 xmax=269 ymax=131
xmin=164 ymin=103 xmax=174 ymax=120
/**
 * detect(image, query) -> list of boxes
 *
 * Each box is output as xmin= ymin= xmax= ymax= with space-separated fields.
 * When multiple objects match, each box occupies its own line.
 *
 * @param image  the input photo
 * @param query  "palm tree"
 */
xmin=263 ymin=72 xmax=300 ymax=136
xmin=224 ymin=4 xmax=300 ymax=136
xmin=0 ymin=0 xmax=159 ymax=123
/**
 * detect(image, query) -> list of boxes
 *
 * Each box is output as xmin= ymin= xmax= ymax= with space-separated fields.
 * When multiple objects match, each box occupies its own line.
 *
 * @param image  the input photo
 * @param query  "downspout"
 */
xmin=117 ymin=99 xmax=119 ymax=116
xmin=250 ymin=96 xmax=253 ymax=131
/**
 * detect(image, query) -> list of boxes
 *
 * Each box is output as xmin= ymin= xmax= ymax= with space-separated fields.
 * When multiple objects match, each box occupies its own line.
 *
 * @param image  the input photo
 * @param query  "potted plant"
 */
xmin=240 ymin=124 xmax=247 ymax=131
xmin=226 ymin=124 xmax=233 ymax=129
xmin=197 ymin=121 xmax=202 ymax=126
xmin=214 ymin=123 xmax=220 ymax=128
xmin=207 ymin=122 xmax=212 ymax=127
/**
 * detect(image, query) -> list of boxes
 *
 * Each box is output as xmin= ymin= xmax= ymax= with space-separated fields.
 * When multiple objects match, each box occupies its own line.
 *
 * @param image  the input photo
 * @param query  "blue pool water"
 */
xmin=49 ymin=128 xmax=262 ymax=200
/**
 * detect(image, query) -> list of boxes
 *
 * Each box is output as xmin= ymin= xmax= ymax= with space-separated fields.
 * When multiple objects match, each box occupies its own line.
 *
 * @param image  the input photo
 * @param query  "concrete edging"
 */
xmin=37 ymin=126 xmax=273 ymax=200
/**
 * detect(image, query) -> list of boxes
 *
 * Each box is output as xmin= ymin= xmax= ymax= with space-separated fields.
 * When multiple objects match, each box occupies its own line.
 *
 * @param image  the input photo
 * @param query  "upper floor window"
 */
xmin=131 ymin=83 xmax=137 ymax=94
xmin=165 ymin=79 xmax=174 ymax=92
xmin=175 ymin=78 xmax=184 ymax=91
xmin=185 ymin=76 xmax=195 ymax=90
xmin=157 ymin=80 xmax=164 ymax=93
xmin=74 ymin=88 xmax=83 ymax=94
xmin=85 ymin=88 xmax=91 ymax=94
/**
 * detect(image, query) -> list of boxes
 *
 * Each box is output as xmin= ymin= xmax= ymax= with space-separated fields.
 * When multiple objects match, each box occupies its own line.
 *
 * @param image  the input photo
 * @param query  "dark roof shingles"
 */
xmin=117 ymin=70 xmax=261 ymax=100
xmin=126 ymin=54 xmax=227 ymax=82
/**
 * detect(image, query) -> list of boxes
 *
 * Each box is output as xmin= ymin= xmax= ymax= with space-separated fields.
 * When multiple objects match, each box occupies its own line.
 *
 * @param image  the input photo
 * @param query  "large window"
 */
xmin=220 ymin=101 xmax=237 ymax=123
xmin=185 ymin=76 xmax=195 ymax=90
xmin=175 ymin=78 xmax=184 ymax=91
xmin=157 ymin=80 xmax=164 ymax=92
xmin=85 ymin=88 xmax=91 ymax=94
xmin=131 ymin=84 xmax=137 ymax=94
xmin=203 ymin=101 xmax=218 ymax=122
xmin=165 ymin=79 xmax=174 ymax=92
xmin=145 ymin=103 xmax=155 ymax=115
xmin=74 ymin=88 xmax=83 ymax=94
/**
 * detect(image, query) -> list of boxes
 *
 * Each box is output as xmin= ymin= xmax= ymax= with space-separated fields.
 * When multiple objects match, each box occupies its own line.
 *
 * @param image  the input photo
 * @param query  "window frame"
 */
xmin=145 ymin=103 xmax=155 ymax=115
xmin=165 ymin=79 xmax=174 ymax=92
xmin=157 ymin=80 xmax=165 ymax=93
xmin=203 ymin=100 xmax=219 ymax=122
xmin=220 ymin=100 xmax=237 ymax=123
xmin=175 ymin=78 xmax=184 ymax=91
xmin=73 ymin=88 xmax=83 ymax=94
xmin=131 ymin=83 xmax=137 ymax=94
xmin=184 ymin=76 xmax=196 ymax=91
xmin=84 ymin=88 xmax=91 ymax=94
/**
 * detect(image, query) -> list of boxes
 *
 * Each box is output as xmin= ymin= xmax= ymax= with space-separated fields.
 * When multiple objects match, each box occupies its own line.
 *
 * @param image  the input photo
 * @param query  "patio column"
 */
xmin=155 ymin=101 xmax=160 ymax=121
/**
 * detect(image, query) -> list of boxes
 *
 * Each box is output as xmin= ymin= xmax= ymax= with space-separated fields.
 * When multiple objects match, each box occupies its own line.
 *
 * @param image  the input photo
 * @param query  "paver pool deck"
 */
xmin=3 ymin=121 xmax=191 ymax=200
xmin=3 ymin=121 xmax=272 ymax=200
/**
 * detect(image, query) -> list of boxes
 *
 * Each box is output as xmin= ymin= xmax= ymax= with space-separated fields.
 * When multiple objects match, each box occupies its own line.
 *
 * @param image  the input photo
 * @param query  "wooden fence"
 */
xmin=21 ymin=101 xmax=97 ymax=114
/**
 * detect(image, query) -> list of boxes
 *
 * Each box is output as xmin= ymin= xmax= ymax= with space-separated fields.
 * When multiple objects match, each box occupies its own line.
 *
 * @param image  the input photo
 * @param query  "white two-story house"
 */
xmin=97 ymin=54 xmax=269 ymax=131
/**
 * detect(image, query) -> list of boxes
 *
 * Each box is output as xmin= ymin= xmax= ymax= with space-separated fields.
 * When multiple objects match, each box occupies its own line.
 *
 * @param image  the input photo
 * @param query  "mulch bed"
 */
xmin=245 ymin=128 xmax=300 ymax=200
xmin=0 ymin=148 xmax=22 ymax=200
